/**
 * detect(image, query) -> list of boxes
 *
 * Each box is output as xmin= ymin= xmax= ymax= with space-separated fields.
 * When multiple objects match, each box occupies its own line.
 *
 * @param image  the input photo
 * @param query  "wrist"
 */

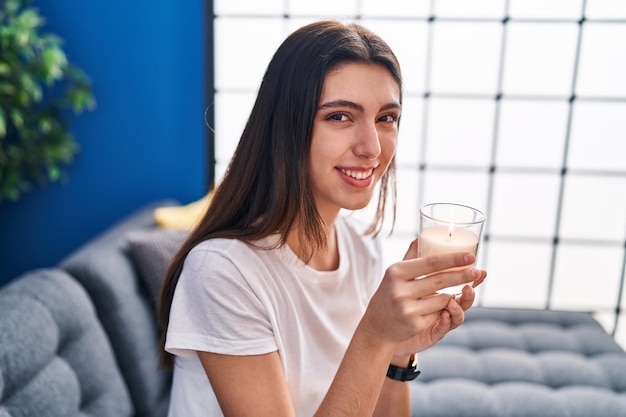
xmin=390 ymin=353 xmax=414 ymax=367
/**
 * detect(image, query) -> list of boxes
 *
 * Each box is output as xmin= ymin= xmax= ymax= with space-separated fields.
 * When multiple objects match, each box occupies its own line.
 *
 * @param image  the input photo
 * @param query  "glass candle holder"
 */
xmin=418 ymin=202 xmax=486 ymax=295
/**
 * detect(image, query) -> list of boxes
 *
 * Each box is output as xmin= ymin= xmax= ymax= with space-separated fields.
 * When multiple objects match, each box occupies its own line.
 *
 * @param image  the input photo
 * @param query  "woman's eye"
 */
xmin=327 ymin=112 xmax=349 ymax=122
xmin=378 ymin=114 xmax=399 ymax=123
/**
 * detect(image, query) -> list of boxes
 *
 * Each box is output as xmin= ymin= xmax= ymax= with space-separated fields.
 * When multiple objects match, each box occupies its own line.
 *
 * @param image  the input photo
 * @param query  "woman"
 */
xmin=158 ymin=20 xmax=486 ymax=417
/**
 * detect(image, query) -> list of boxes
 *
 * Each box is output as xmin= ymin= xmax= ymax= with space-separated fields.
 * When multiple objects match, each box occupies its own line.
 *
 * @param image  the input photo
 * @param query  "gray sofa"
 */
xmin=0 ymin=200 xmax=177 ymax=417
xmin=1 ymin=200 xmax=625 ymax=417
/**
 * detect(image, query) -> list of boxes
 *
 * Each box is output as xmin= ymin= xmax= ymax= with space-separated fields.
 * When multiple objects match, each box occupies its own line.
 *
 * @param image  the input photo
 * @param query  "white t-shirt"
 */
xmin=165 ymin=216 xmax=383 ymax=417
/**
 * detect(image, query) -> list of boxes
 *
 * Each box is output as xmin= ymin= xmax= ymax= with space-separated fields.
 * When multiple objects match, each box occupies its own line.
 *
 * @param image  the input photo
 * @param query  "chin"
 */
xmin=343 ymin=197 xmax=374 ymax=211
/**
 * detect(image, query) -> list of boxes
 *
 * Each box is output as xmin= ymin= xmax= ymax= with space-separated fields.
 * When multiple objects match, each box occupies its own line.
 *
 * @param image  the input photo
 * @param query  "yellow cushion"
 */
xmin=154 ymin=192 xmax=212 ymax=230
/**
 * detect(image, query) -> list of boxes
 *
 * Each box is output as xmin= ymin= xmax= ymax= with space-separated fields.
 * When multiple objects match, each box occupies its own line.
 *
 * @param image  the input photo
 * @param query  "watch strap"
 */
xmin=386 ymin=354 xmax=420 ymax=382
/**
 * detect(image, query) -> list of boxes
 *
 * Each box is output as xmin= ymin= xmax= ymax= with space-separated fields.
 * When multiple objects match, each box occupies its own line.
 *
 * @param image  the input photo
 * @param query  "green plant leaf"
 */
xmin=16 ymin=9 xmax=43 ymax=31
xmin=47 ymin=165 xmax=60 ymax=181
xmin=4 ymin=0 xmax=22 ymax=16
xmin=41 ymin=46 xmax=67 ymax=83
xmin=18 ymin=71 xmax=40 ymax=103
xmin=38 ymin=116 xmax=52 ymax=134
xmin=9 ymin=108 xmax=24 ymax=129
xmin=0 ymin=108 xmax=6 ymax=137
xmin=0 ymin=82 xmax=15 ymax=95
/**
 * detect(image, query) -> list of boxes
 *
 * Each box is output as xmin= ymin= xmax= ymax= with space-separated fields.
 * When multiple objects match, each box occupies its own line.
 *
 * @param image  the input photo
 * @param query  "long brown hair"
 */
xmin=158 ymin=20 xmax=402 ymax=368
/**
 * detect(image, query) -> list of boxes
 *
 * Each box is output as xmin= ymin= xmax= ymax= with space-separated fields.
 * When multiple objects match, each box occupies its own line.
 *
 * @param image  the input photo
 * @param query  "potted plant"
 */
xmin=0 ymin=0 xmax=95 ymax=202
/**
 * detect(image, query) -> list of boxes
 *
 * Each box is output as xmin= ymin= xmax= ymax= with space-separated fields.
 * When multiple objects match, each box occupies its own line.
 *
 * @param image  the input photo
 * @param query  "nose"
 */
xmin=354 ymin=121 xmax=381 ymax=159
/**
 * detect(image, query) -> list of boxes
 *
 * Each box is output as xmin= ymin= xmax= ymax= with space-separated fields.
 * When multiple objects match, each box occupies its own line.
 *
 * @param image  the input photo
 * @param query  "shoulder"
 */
xmin=189 ymin=237 xmax=252 ymax=258
xmin=185 ymin=238 xmax=242 ymax=266
xmin=181 ymin=238 xmax=261 ymax=279
xmin=183 ymin=236 xmax=284 ymax=279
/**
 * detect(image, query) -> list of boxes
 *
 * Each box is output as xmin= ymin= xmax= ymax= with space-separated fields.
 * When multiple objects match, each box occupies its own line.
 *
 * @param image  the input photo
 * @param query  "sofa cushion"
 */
xmin=411 ymin=307 xmax=626 ymax=417
xmin=153 ymin=192 xmax=211 ymax=230
xmin=127 ymin=228 xmax=189 ymax=307
xmin=0 ymin=268 xmax=132 ymax=417
xmin=60 ymin=200 xmax=178 ymax=417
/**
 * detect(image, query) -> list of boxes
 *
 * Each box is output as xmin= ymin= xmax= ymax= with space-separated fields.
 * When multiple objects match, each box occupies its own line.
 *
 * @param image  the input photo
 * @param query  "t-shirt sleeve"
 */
xmin=165 ymin=242 xmax=277 ymax=358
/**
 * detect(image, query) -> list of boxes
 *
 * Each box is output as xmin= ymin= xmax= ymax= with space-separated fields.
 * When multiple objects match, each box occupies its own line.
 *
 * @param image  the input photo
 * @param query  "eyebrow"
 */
xmin=318 ymin=100 xmax=401 ymax=112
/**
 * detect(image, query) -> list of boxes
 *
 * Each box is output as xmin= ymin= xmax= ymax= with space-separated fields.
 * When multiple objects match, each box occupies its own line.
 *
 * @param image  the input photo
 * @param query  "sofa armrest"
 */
xmin=0 ymin=268 xmax=132 ymax=417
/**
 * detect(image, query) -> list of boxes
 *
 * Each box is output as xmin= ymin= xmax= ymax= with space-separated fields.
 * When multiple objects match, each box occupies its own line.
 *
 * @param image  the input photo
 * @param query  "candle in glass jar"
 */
xmin=418 ymin=203 xmax=486 ymax=294
xmin=418 ymin=224 xmax=479 ymax=257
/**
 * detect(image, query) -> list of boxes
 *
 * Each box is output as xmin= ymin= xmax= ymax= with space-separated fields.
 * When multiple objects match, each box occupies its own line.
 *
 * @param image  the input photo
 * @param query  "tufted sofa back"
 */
xmin=59 ymin=200 xmax=176 ymax=417
xmin=411 ymin=307 xmax=626 ymax=417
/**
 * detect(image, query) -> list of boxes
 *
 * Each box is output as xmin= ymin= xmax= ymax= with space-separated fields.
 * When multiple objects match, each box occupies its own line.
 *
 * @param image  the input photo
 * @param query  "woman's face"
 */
xmin=308 ymin=62 xmax=400 ymax=220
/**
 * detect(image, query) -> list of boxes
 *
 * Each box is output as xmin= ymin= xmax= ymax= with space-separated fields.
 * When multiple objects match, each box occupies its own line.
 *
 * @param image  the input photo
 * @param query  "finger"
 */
xmin=387 ymin=252 xmax=476 ymax=283
xmin=405 ymin=293 xmax=453 ymax=317
xmin=416 ymin=267 xmax=480 ymax=296
xmin=402 ymin=239 xmax=419 ymax=261
xmin=446 ymin=297 xmax=466 ymax=330
xmin=454 ymin=284 xmax=476 ymax=311
xmin=416 ymin=252 xmax=476 ymax=277
xmin=471 ymin=270 xmax=488 ymax=288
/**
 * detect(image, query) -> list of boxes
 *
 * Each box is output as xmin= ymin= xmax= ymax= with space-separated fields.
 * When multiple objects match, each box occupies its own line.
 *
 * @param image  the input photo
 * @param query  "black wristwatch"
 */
xmin=386 ymin=354 xmax=420 ymax=382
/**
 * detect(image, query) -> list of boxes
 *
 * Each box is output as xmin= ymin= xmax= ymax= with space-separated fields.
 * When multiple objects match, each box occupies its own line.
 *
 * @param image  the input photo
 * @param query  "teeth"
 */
xmin=340 ymin=168 xmax=373 ymax=180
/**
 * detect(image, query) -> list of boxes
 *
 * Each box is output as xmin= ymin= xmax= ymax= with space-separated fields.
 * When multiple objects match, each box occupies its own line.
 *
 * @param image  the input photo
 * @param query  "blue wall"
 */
xmin=0 ymin=1 xmax=208 ymax=285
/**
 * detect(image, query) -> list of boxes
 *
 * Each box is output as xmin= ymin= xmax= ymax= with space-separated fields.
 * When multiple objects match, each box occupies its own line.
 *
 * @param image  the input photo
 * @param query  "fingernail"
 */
xmin=464 ymin=253 xmax=475 ymax=264
xmin=471 ymin=268 xmax=480 ymax=279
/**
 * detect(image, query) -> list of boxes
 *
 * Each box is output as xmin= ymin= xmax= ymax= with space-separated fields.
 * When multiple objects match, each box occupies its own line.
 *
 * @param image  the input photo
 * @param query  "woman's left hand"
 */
xmin=391 ymin=240 xmax=487 ymax=358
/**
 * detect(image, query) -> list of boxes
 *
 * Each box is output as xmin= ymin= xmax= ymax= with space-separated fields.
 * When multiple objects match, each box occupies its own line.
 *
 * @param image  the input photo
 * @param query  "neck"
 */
xmin=286 ymin=213 xmax=340 ymax=272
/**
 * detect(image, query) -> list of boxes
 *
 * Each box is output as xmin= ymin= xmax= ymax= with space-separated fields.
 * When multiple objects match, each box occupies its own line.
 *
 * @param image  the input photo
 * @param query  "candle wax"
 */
xmin=418 ymin=226 xmax=478 ymax=258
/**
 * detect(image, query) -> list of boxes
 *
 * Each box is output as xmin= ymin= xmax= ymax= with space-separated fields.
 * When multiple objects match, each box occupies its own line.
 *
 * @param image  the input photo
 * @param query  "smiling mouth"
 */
xmin=339 ymin=167 xmax=375 ymax=180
